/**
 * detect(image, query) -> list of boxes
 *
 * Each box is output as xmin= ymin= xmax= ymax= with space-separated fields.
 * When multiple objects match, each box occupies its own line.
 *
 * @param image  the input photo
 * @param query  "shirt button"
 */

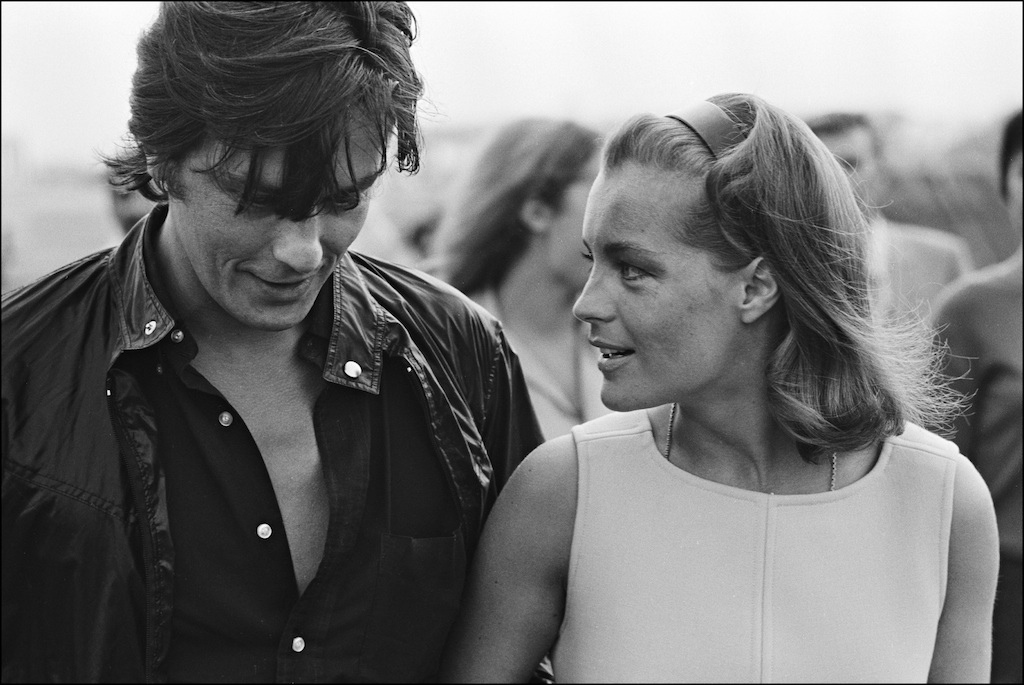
xmin=218 ymin=411 xmax=233 ymax=427
xmin=144 ymin=320 xmax=157 ymax=335
xmin=292 ymin=636 xmax=305 ymax=653
xmin=343 ymin=360 xmax=361 ymax=378
xmin=170 ymin=330 xmax=185 ymax=343
xmin=256 ymin=523 xmax=272 ymax=539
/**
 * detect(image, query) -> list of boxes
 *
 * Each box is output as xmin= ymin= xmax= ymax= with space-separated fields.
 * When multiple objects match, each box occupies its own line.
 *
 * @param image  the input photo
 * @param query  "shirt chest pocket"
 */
xmin=357 ymin=528 xmax=466 ymax=681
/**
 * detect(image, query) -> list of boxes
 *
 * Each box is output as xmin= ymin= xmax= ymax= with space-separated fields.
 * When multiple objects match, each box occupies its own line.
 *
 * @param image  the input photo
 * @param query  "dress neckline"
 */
xmin=638 ymin=409 xmax=891 ymax=504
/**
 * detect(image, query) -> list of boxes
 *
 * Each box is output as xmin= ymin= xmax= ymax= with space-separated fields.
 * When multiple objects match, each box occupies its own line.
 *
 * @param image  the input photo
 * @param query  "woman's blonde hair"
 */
xmin=603 ymin=93 xmax=961 ymax=461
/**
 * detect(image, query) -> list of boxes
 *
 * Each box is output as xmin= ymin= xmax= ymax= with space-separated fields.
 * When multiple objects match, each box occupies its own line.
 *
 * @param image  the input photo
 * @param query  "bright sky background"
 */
xmin=2 ymin=1 xmax=1022 ymax=170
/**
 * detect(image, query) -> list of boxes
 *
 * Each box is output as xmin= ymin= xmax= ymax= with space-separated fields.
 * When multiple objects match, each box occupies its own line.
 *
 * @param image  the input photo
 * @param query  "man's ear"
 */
xmin=518 ymin=197 xmax=554 ymax=235
xmin=145 ymin=159 xmax=162 ymax=191
xmin=738 ymin=256 xmax=781 ymax=324
xmin=145 ymin=158 xmax=172 ymax=194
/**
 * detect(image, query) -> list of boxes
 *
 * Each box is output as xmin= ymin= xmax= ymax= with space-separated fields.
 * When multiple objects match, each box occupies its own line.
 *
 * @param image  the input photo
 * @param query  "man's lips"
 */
xmin=260 ymin=278 xmax=308 ymax=287
xmin=251 ymin=271 xmax=317 ymax=287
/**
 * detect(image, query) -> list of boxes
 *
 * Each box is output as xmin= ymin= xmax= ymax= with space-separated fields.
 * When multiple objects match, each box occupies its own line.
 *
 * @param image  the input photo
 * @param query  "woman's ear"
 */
xmin=518 ymin=196 xmax=554 ymax=235
xmin=738 ymin=256 xmax=781 ymax=324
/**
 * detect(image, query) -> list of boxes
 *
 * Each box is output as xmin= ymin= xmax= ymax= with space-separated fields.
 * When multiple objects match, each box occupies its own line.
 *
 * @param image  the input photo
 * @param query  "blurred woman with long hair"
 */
xmin=430 ymin=118 xmax=610 ymax=439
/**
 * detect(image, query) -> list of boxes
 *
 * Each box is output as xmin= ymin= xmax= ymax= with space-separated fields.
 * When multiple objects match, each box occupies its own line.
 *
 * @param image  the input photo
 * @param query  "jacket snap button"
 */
xmin=292 ymin=636 xmax=305 ymax=652
xmin=144 ymin=321 xmax=156 ymax=335
xmin=218 ymin=411 xmax=233 ymax=427
xmin=256 ymin=523 xmax=272 ymax=539
xmin=170 ymin=330 xmax=185 ymax=343
xmin=343 ymin=361 xmax=361 ymax=378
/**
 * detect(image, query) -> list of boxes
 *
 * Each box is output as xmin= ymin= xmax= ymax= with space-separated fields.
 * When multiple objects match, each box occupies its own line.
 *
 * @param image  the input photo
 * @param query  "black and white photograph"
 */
xmin=2 ymin=2 xmax=1021 ymax=682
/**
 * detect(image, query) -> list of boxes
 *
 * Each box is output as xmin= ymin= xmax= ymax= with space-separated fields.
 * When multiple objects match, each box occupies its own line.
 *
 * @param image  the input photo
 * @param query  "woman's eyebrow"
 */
xmin=603 ymin=241 xmax=660 ymax=261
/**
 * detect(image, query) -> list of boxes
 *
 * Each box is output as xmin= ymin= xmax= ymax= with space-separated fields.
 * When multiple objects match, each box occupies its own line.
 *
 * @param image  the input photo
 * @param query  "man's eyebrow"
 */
xmin=219 ymin=170 xmax=381 ymax=196
xmin=218 ymin=171 xmax=276 ymax=195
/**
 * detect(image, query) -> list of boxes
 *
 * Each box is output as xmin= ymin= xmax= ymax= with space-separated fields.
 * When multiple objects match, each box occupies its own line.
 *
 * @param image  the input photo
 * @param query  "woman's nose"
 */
xmin=572 ymin=274 xmax=611 ymax=323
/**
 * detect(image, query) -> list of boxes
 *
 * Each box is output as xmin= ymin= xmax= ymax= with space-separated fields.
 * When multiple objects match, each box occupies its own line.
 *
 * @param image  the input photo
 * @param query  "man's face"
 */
xmin=816 ymin=125 xmax=883 ymax=209
xmin=156 ymin=131 xmax=382 ymax=335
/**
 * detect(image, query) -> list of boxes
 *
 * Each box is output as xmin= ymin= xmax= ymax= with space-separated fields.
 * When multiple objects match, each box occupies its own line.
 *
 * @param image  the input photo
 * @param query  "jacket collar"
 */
xmin=323 ymin=251 xmax=387 ymax=394
xmin=108 ymin=206 xmax=175 ymax=358
xmin=108 ymin=205 xmax=387 ymax=394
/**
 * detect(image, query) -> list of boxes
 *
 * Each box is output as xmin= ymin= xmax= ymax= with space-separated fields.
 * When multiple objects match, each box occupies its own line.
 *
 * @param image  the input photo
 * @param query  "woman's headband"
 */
xmin=666 ymin=100 xmax=745 ymax=158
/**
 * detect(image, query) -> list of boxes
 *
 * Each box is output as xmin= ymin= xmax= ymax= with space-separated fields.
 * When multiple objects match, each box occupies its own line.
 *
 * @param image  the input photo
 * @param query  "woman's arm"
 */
xmin=440 ymin=433 xmax=579 ymax=683
xmin=928 ymin=456 xmax=1000 ymax=683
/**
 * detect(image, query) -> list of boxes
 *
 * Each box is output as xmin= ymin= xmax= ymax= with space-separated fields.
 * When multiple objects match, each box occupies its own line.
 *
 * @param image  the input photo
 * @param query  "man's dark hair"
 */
xmin=998 ymin=109 xmax=1023 ymax=200
xmin=104 ymin=1 xmax=423 ymax=221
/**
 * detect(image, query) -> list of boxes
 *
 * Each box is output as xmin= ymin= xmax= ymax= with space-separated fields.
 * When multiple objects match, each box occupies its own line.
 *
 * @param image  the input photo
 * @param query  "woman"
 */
xmin=440 ymin=94 xmax=999 ymax=683
xmin=429 ymin=118 xmax=611 ymax=439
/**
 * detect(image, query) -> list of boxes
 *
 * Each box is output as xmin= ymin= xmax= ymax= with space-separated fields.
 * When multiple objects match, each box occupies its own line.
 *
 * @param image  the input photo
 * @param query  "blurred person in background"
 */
xmin=1 ymin=2 xmax=543 ymax=682
xmin=429 ymin=118 xmax=611 ymax=439
xmin=807 ymin=112 xmax=975 ymax=321
xmin=933 ymin=108 xmax=1023 ymax=685
xmin=440 ymin=94 xmax=998 ymax=683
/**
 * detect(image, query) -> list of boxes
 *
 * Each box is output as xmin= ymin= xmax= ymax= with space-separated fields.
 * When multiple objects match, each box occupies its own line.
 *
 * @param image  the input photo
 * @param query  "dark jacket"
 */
xmin=1 ymin=210 xmax=543 ymax=683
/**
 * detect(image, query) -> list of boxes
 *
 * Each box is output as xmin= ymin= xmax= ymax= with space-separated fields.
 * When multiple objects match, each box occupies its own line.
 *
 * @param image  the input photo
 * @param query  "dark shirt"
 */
xmin=118 ymin=270 xmax=460 ymax=683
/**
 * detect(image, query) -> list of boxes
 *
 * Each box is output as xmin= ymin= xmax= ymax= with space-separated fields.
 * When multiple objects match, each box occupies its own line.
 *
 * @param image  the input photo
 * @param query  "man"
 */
xmin=806 ymin=112 xmax=974 ymax=321
xmin=1 ymin=3 xmax=543 ymax=682
xmin=933 ymin=109 xmax=1022 ymax=685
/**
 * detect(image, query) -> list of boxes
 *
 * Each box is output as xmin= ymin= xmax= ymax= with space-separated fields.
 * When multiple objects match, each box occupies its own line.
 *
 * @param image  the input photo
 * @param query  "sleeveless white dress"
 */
xmin=551 ymin=410 xmax=971 ymax=683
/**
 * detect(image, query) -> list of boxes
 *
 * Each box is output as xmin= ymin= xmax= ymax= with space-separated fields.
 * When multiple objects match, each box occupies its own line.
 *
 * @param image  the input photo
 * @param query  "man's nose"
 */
xmin=272 ymin=218 xmax=325 ymax=274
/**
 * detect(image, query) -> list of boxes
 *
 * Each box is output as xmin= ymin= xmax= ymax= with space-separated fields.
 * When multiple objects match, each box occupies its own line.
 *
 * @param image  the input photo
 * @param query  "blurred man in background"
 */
xmin=2 ymin=2 xmax=542 ymax=682
xmin=807 ymin=112 xmax=975 ymax=321
xmin=933 ymin=108 xmax=1022 ymax=685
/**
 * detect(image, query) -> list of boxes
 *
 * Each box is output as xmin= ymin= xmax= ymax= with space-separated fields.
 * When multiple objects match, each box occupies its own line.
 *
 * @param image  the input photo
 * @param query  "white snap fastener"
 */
xmin=170 ymin=330 xmax=185 ymax=343
xmin=256 ymin=523 xmax=272 ymax=539
xmin=292 ymin=636 xmax=305 ymax=652
xmin=343 ymin=361 xmax=361 ymax=378
xmin=218 ymin=411 xmax=233 ymax=427
xmin=144 ymin=321 xmax=157 ymax=335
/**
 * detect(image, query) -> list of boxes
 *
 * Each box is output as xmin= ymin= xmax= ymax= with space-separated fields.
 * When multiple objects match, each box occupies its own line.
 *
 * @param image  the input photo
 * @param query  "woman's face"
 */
xmin=572 ymin=162 xmax=750 ymax=412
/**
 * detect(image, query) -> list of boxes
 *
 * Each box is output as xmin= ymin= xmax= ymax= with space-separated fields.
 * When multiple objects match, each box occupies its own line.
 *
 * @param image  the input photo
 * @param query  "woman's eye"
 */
xmin=581 ymin=250 xmax=594 ymax=262
xmin=620 ymin=263 xmax=646 ymax=281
